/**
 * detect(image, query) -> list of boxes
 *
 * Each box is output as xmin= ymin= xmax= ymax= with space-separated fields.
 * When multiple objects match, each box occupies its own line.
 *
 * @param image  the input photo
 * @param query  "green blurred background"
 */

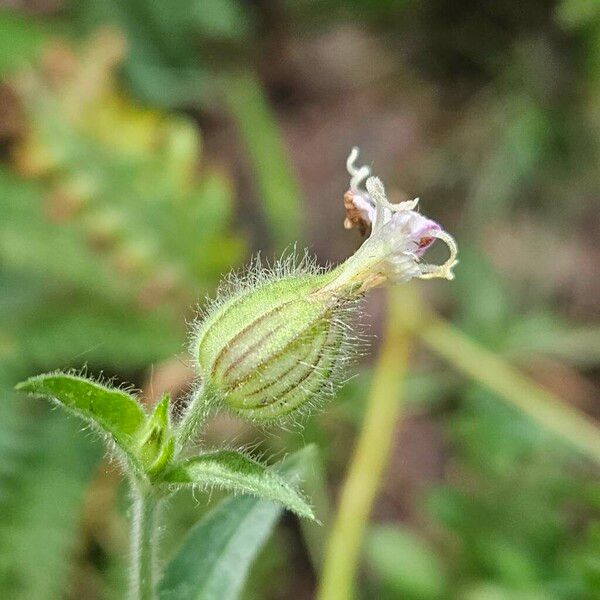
xmin=0 ymin=1 xmax=599 ymax=598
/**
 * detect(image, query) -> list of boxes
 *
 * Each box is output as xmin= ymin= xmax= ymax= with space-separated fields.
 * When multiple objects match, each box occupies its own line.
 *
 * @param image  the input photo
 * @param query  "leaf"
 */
xmin=0 ymin=392 xmax=101 ymax=600
xmin=158 ymin=446 xmax=316 ymax=600
xmin=138 ymin=393 xmax=175 ymax=478
xmin=15 ymin=373 xmax=146 ymax=469
xmin=1 ymin=34 xmax=244 ymax=306
xmin=225 ymin=71 xmax=304 ymax=250
xmin=190 ymin=0 xmax=251 ymax=39
xmin=162 ymin=449 xmax=315 ymax=521
xmin=364 ymin=525 xmax=447 ymax=600
xmin=0 ymin=10 xmax=45 ymax=77
xmin=73 ymin=0 xmax=252 ymax=107
xmin=5 ymin=296 xmax=183 ymax=369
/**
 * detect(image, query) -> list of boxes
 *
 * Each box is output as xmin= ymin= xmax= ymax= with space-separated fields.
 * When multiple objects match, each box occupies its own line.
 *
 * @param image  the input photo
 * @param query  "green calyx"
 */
xmin=192 ymin=265 xmax=358 ymax=422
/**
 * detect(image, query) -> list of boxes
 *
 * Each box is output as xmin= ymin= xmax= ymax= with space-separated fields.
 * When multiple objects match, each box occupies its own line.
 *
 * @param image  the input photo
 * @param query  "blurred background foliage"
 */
xmin=0 ymin=0 xmax=598 ymax=599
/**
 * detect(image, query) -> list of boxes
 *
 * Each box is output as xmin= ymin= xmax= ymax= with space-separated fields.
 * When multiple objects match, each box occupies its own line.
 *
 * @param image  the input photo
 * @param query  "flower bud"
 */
xmin=192 ymin=262 xmax=356 ymax=422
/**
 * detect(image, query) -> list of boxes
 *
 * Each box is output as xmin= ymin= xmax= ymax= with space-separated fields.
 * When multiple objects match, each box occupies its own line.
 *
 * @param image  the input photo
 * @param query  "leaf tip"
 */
xmin=14 ymin=377 xmax=36 ymax=393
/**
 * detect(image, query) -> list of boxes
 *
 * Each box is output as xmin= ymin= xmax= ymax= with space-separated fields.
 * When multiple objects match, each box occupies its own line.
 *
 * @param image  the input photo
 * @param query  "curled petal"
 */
xmin=417 ymin=229 xmax=459 ymax=280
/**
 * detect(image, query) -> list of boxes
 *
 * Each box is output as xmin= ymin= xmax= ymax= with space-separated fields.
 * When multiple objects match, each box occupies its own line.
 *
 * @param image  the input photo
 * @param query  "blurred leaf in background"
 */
xmin=71 ymin=0 xmax=253 ymax=108
xmin=426 ymin=386 xmax=600 ymax=598
xmin=71 ymin=1 xmax=304 ymax=248
xmin=0 ymin=383 xmax=102 ymax=600
xmin=2 ymin=25 xmax=243 ymax=369
xmin=364 ymin=524 xmax=447 ymax=599
xmin=0 ymin=12 xmax=243 ymax=599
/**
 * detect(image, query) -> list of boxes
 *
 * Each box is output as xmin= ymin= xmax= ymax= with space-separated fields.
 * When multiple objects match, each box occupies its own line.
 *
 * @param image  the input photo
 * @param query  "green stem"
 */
xmin=130 ymin=484 xmax=160 ymax=600
xmin=419 ymin=314 xmax=600 ymax=463
xmin=176 ymin=385 xmax=211 ymax=454
xmin=317 ymin=287 xmax=412 ymax=600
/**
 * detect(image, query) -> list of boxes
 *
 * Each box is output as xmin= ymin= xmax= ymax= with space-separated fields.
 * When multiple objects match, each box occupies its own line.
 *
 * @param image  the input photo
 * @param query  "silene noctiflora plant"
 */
xmin=16 ymin=149 xmax=457 ymax=599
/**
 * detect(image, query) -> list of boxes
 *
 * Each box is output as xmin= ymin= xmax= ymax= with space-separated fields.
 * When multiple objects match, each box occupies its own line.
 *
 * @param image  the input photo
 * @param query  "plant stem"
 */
xmin=317 ymin=287 xmax=412 ymax=600
xmin=176 ymin=385 xmax=211 ymax=453
xmin=419 ymin=313 xmax=600 ymax=463
xmin=130 ymin=484 xmax=160 ymax=600
xmin=317 ymin=285 xmax=600 ymax=600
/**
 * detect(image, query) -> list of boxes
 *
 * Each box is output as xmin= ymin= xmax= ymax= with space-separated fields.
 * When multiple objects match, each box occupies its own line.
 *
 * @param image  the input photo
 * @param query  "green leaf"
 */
xmin=162 ymin=449 xmax=315 ymax=521
xmin=138 ymin=393 xmax=175 ymax=478
xmin=556 ymin=0 xmax=600 ymax=30
xmin=159 ymin=446 xmax=316 ymax=600
xmin=190 ymin=0 xmax=251 ymax=39
xmin=0 ymin=393 xmax=101 ymax=600
xmin=225 ymin=71 xmax=304 ymax=250
xmin=364 ymin=525 xmax=447 ymax=600
xmin=15 ymin=373 xmax=146 ymax=469
xmin=6 ymin=295 xmax=184 ymax=369
xmin=0 ymin=10 xmax=45 ymax=77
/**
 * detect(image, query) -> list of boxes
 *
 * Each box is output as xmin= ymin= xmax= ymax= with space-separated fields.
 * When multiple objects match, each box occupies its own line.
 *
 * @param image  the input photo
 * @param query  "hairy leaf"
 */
xmin=139 ymin=394 xmax=175 ymax=478
xmin=16 ymin=373 xmax=146 ymax=468
xmin=159 ymin=446 xmax=316 ymax=600
xmin=162 ymin=449 xmax=315 ymax=521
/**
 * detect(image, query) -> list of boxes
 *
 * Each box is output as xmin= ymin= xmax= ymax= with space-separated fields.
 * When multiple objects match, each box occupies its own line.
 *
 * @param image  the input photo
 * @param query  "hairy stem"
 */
xmin=176 ymin=385 xmax=211 ymax=453
xmin=317 ymin=287 xmax=412 ymax=600
xmin=130 ymin=484 xmax=160 ymax=600
xmin=419 ymin=314 xmax=600 ymax=462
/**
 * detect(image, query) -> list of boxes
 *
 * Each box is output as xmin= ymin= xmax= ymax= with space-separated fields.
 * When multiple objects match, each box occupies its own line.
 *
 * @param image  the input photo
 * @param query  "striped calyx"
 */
xmin=192 ymin=266 xmax=356 ymax=422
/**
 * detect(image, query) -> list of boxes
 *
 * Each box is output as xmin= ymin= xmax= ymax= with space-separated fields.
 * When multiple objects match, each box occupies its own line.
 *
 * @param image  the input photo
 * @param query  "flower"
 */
xmin=318 ymin=147 xmax=458 ymax=297
xmin=190 ymin=147 xmax=456 ymax=423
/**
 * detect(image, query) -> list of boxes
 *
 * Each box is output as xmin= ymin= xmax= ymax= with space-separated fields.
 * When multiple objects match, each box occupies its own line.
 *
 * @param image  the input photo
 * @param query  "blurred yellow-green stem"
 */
xmin=317 ymin=285 xmax=600 ymax=599
xmin=225 ymin=71 xmax=305 ymax=250
xmin=317 ymin=286 xmax=412 ymax=600
xmin=419 ymin=314 xmax=600 ymax=463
